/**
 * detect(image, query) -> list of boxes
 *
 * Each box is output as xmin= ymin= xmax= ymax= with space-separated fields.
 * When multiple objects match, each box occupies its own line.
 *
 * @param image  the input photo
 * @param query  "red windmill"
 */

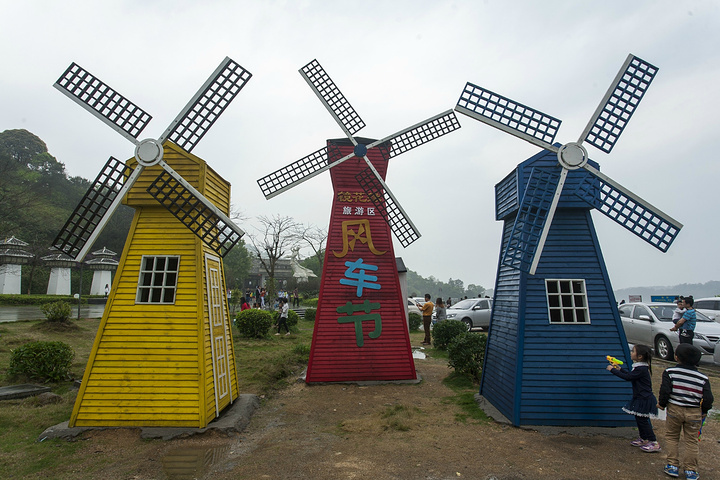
xmin=257 ymin=60 xmax=460 ymax=382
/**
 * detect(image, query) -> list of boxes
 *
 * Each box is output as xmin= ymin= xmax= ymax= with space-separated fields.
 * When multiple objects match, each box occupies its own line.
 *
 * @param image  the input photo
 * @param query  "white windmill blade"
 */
xmin=159 ymin=57 xmax=252 ymax=153
xmin=54 ymin=63 xmax=152 ymax=145
xmin=578 ymin=54 xmax=658 ymax=154
xmin=145 ymin=160 xmax=245 ymax=257
xmin=575 ymin=164 xmax=683 ymax=252
xmin=257 ymin=146 xmax=357 ymax=199
xmin=300 ymin=59 xmax=366 ymax=139
xmin=53 ymin=158 xmax=144 ymax=261
xmin=364 ymin=110 xmax=461 ymax=157
xmin=355 ymin=160 xmax=421 ymax=248
xmin=455 ymin=83 xmax=560 ymax=153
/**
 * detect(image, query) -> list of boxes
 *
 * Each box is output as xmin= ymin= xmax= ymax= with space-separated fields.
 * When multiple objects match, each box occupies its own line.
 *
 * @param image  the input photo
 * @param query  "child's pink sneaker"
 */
xmin=640 ymin=441 xmax=661 ymax=452
xmin=630 ymin=437 xmax=648 ymax=447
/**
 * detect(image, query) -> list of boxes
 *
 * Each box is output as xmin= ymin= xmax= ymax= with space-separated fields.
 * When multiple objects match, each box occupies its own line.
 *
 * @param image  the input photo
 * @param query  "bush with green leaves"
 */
xmin=272 ymin=308 xmax=299 ymax=328
xmin=303 ymin=297 xmax=319 ymax=308
xmin=408 ymin=312 xmax=421 ymax=331
xmin=40 ymin=300 xmax=72 ymax=323
xmin=447 ymin=332 xmax=487 ymax=383
xmin=235 ymin=309 xmax=274 ymax=338
xmin=304 ymin=308 xmax=316 ymax=322
xmin=7 ymin=341 xmax=75 ymax=382
xmin=431 ymin=319 xmax=467 ymax=350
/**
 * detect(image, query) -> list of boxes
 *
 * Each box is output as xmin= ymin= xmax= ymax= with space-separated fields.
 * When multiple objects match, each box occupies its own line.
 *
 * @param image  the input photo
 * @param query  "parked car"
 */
xmin=618 ymin=302 xmax=720 ymax=361
xmin=694 ymin=297 xmax=720 ymax=322
xmin=443 ymin=297 xmax=493 ymax=331
xmin=407 ymin=298 xmax=422 ymax=318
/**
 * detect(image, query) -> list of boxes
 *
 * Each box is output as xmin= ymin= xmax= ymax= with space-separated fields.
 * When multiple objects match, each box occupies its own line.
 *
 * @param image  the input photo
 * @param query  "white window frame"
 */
xmin=135 ymin=255 xmax=180 ymax=304
xmin=545 ymin=278 xmax=590 ymax=324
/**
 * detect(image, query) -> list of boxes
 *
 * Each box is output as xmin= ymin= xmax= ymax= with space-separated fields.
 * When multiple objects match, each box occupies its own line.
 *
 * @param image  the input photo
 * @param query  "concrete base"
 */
xmin=0 ymin=264 xmax=22 ymax=294
xmin=38 ymin=394 xmax=260 ymax=441
xmin=0 ymin=384 xmax=52 ymax=400
xmin=90 ymin=270 xmax=112 ymax=296
xmin=475 ymin=394 xmax=636 ymax=437
xmin=47 ymin=267 xmax=72 ymax=295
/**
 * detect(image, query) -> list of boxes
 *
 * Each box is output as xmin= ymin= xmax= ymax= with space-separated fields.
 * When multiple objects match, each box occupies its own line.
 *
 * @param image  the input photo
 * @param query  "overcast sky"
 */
xmin=1 ymin=0 xmax=718 ymax=292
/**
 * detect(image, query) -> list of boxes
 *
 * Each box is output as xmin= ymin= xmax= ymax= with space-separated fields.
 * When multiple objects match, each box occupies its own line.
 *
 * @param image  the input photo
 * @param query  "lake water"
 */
xmin=0 ymin=305 xmax=105 ymax=323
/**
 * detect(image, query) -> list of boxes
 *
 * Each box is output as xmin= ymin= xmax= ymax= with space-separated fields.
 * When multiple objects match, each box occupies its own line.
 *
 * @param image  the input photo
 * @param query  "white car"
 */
xmin=694 ymin=297 xmax=720 ymax=322
xmin=444 ymin=297 xmax=493 ymax=331
xmin=407 ymin=298 xmax=422 ymax=317
xmin=618 ymin=302 xmax=720 ymax=362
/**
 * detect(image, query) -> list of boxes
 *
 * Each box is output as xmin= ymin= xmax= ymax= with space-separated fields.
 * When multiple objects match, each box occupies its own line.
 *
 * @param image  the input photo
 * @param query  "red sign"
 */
xmin=305 ymin=138 xmax=416 ymax=382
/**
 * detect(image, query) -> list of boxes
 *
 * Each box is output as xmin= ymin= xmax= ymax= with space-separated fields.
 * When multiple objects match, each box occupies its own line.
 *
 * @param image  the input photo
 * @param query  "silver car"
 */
xmin=618 ymin=302 xmax=720 ymax=361
xmin=444 ymin=298 xmax=493 ymax=331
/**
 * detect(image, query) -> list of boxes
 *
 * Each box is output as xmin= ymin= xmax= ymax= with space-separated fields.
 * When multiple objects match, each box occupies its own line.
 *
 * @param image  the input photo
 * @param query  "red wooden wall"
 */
xmin=305 ymin=138 xmax=417 ymax=382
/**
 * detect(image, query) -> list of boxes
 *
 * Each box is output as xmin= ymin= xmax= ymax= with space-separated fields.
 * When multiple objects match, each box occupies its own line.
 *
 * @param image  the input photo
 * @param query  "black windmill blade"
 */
xmin=53 ymin=58 xmax=250 ymax=260
xmin=456 ymin=53 xmax=682 ymax=275
xmin=257 ymin=59 xmax=461 ymax=246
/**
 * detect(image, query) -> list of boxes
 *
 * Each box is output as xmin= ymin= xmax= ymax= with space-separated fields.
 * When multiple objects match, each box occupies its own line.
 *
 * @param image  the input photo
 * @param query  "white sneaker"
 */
xmin=274 ymin=333 xmax=280 ymax=336
xmin=285 ymin=332 xmax=291 ymax=336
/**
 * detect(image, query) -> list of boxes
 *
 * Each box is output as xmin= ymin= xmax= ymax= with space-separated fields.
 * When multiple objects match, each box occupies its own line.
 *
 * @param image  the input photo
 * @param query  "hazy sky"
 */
xmin=1 ymin=0 xmax=718 ymax=291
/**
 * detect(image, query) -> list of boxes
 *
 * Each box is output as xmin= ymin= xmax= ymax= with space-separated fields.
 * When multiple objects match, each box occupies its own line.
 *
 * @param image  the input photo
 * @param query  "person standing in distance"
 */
xmin=671 ymin=296 xmax=696 ymax=345
xmin=420 ymin=294 xmax=434 ymax=345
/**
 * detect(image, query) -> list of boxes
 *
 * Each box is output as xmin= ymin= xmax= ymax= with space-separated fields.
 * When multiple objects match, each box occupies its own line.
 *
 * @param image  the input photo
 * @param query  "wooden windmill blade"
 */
xmin=52 ymin=58 xmax=250 ymax=260
xmin=158 ymin=57 xmax=252 ymax=152
xmin=52 ymin=156 xmax=135 ymax=259
xmin=354 ymin=109 xmax=461 ymax=247
xmin=300 ymin=59 xmax=366 ymax=138
xmin=578 ymin=54 xmax=658 ymax=153
xmin=458 ymin=53 xmax=681 ymax=275
xmin=54 ymin=62 xmax=152 ymax=144
xmin=572 ymin=165 xmax=682 ymax=252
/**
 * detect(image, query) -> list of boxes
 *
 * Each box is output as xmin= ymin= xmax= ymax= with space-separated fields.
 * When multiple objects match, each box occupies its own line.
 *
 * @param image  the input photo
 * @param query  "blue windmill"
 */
xmin=455 ymin=54 xmax=683 ymax=427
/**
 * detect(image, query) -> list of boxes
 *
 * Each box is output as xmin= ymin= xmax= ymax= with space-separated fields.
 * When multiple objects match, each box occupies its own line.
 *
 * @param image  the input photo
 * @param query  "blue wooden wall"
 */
xmin=481 ymin=149 xmax=634 ymax=427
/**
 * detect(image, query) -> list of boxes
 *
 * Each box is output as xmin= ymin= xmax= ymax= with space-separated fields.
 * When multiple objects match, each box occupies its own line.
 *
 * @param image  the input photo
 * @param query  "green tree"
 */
xmin=222 ymin=239 xmax=252 ymax=290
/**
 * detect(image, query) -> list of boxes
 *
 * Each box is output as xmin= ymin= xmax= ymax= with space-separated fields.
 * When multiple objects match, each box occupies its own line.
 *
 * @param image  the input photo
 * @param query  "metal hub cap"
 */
xmin=557 ymin=142 xmax=588 ymax=170
xmin=353 ymin=143 xmax=368 ymax=158
xmin=135 ymin=139 xmax=164 ymax=166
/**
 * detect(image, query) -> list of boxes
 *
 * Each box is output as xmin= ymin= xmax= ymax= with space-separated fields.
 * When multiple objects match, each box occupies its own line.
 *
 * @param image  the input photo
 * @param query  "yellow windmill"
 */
xmin=52 ymin=59 xmax=251 ymax=427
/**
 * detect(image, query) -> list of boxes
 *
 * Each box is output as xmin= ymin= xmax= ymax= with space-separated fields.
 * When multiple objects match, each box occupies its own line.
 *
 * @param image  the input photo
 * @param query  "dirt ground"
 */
xmin=62 ymin=353 xmax=719 ymax=480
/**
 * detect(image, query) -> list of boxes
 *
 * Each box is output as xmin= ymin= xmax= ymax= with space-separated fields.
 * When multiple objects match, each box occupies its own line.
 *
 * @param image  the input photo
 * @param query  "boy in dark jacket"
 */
xmin=657 ymin=344 xmax=714 ymax=479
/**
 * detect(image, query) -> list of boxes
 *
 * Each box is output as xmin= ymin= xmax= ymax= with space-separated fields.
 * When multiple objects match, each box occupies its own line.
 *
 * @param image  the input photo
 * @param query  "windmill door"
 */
xmin=205 ymin=253 xmax=233 ymax=416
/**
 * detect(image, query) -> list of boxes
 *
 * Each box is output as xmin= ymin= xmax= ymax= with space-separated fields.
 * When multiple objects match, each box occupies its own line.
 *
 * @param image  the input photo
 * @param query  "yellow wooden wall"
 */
xmin=69 ymin=143 xmax=239 ymax=428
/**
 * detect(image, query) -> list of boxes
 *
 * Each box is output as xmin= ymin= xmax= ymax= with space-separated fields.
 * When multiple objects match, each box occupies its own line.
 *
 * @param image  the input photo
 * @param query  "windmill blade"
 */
xmin=501 ymin=167 xmax=564 ymax=274
xmin=573 ymin=164 xmax=682 ymax=252
xmin=53 ymin=157 xmax=141 ymax=261
xmin=147 ymin=162 xmax=244 ymax=257
xmin=355 ymin=166 xmax=420 ymax=248
xmin=455 ymin=83 xmax=560 ymax=153
xmin=364 ymin=110 xmax=461 ymax=158
xmin=257 ymin=144 xmax=353 ymax=199
xmin=579 ymin=54 xmax=658 ymax=154
xmin=54 ymin=63 xmax=152 ymax=144
xmin=300 ymin=59 xmax=366 ymax=138
xmin=159 ymin=57 xmax=252 ymax=152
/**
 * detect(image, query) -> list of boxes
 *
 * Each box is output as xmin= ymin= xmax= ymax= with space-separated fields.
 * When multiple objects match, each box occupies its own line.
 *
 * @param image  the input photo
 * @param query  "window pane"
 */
xmin=547 ymin=281 xmax=559 ymax=294
xmin=574 ymin=295 xmax=585 ymax=307
xmin=560 ymin=281 xmax=571 ymax=294
xmin=550 ymin=309 xmax=561 ymax=322
xmin=563 ymin=309 xmax=574 ymax=322
xmin=562 ymin=295 xmax=573 ymax=307
xmin=151 ymin=288 xmax=162 ymax=303
xmin=163 ymin=288 xmax=175 ymax=303
xmin=576 ymin=309 xmax=586 ymax=322
xmin=167 ymin=257 xmax=179 ymax=270
xmin=156 ymin=257 xmax=166 ymax=270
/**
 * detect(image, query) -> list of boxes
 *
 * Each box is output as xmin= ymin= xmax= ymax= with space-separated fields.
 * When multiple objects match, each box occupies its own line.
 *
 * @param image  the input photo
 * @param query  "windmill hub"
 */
xmin=557 ymin=142 xmax=588 ymax=170
xmin=135 ymin=139 xmax=164 ymax=167
xmin=353 ymin=143 xmax=368 ymax=157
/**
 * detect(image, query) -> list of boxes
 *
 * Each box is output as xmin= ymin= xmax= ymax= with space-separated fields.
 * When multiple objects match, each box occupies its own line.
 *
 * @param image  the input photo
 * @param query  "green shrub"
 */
xmin=303 ymin=297 xmax=319 ymax=308
xmin=40 ymin=301 xmax=72 ymax=322
xmin=431 ymin=319 xmax=467 ymax=350
xmin=409 ymin=312 xmax=421 ymax=331
xmin=235 ymin=309 xmax=274 ymax=338
xmin=447 ymin=332 xmax=487 ymax=383
xmin=272 ymin=309 xmax=299 ymax=328
xmin=304 ymin=308 xmax=316 ymax=322
xmin=7 ymin=341 xmax=75 ymax=382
